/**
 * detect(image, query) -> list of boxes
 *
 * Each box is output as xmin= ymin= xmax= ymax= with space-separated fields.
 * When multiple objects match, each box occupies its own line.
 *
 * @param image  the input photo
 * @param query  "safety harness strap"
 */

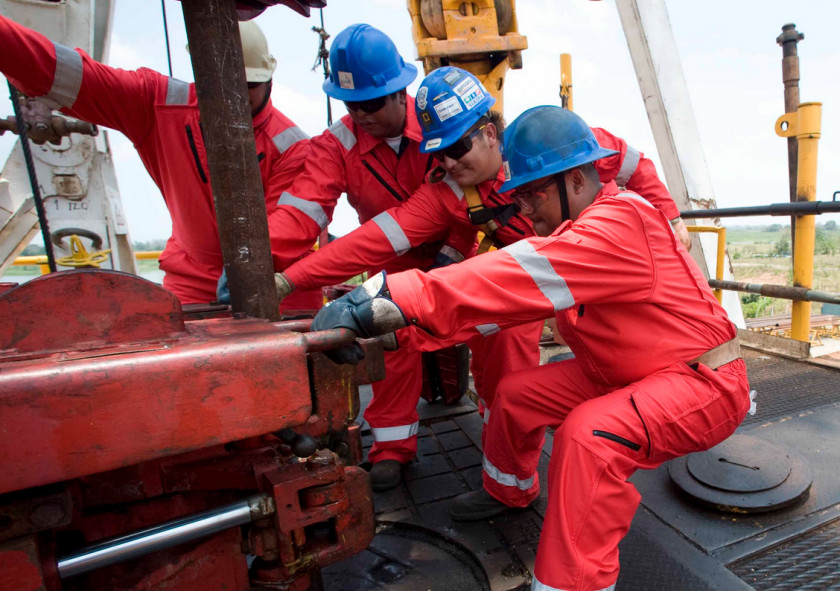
xmin=689 ymin=337 xmax=741 ymax=370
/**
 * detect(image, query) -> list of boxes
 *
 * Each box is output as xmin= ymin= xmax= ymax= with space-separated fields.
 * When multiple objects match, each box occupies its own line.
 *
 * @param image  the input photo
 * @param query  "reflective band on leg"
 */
xmin=503 ymin=241 xmax=574 ymax=311
xmin=47 ymin=43 xmax=83 ymax=109
xmin=373 ymin=212 xmax=411 ymax=255
xmin=277 ymin=192 xmax=328 ymax=229
xmin=370 ymin=422 xmax=419 ymax=443
xmin=476 ymin=323 xmax=500 ymax=336
xmin=483 ymin=457 xmax=534 ymax=490
xmin=615 ymin=144 xmax=640 ymax=187
xmin=531 ymin=577 xmax=615 ymax=591
xmin=483 ymin=407 xmax=490 ymax=424
xmin=272 ymin=126 xmax=309 ymax=153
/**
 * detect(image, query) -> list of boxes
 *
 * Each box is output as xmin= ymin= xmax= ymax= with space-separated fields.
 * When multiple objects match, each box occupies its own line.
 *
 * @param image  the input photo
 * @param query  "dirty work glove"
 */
xmin=216 ymin=269 xmax=231 ymax=304
xmin=274 ymin=272 xmax=294 ymax=301
xmin=310 ymin=272 xmax=408 ymax=365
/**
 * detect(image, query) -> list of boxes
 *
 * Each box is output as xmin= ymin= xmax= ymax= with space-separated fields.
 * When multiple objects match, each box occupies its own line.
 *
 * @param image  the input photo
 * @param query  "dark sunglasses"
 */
xmin=344 ymin=95 xmax=389 ymax=114
xmin=431 ymin=124 xmax=487 ymax=161
xmin=247 ymin=81 xmax=263 ymax=89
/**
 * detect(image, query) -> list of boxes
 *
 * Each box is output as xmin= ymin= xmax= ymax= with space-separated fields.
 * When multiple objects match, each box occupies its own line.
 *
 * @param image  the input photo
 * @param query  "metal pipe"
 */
xmin=679 ymin=200 xmax=840 ymax=219
xmin=57 ymin=494 xmax=273 ymax=579
xmin=776 ymin=102 xmax=822 ymax=341
xmin=777 ymin=23 xmax=804 ymax=241
xmin=708 ymin=280 xmax=840 ymax=306
xmin=181 ymin=0 xmax=280 ymax=321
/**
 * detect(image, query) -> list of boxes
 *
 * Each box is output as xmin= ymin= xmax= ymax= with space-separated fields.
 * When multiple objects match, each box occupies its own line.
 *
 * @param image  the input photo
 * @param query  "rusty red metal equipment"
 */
xmin=0 ymin=270 xmax=382 ymax=591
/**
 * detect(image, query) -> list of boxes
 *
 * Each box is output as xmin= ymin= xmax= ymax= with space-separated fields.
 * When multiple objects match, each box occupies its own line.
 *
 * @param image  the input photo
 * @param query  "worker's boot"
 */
xmin=449 ymin=488 xmax=529 ymax=522
xmin=369 ymin=459 xmax=403 ymax=491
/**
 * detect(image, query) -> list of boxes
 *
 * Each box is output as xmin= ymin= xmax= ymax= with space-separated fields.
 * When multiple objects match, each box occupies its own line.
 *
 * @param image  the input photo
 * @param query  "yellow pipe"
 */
xmin=560 ymin=53 xmax=573 ymax=111
xmin=686 ymin=225 xmax=726 ymax=303
xmin=775 ymin=102 xmax=822 ymax=341
xmin=12 ymin=250 xmax=164 ymax=274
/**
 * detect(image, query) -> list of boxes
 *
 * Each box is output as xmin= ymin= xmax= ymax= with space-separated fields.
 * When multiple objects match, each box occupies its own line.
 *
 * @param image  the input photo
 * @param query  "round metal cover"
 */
xmin=321 ymin=521 xmax=489 ymax=590
xmin=668 ymin=434 xmax=813 ymax=513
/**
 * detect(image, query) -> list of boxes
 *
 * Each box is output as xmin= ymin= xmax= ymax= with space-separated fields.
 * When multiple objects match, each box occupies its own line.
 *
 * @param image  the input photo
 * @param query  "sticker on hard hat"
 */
xmin=434 ymin=96 xmax=464 ymax=121
xmin=425 ymin=138 xmax=442 ymax=150
xmin=453 ymin=79 xmax=484 ymax=111
xmin=417 ymin=87 xmax=428 ymax=110
xmin=502 ymin=160 xmax=512 ymax=181
xmin=443 ymin=70 xmax=463 ymax=85
xmin=338 ymin=71 xmax=355 ymax=90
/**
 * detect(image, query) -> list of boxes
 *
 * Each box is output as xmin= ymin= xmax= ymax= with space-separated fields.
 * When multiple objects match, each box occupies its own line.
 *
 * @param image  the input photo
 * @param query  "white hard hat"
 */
xmin=186 ymin=20 xmax=276 ymax=83
xmin=239 ymin=20 xmax=276 ymax=83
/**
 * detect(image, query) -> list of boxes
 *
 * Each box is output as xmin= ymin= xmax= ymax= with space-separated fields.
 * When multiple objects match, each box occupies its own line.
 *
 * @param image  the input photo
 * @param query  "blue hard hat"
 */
xmin=322 ymin=24 xmax=417 ymax=101
xmin=499 ymin=106 xmax=619 ymax=192
xmin=415 ymin=67 xmax=496 ymax=153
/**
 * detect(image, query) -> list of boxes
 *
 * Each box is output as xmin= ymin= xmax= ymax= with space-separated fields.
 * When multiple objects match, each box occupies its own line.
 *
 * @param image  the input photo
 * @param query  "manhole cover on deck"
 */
xmin=668 ymin=434 xmax=813 ymax=513
xmin=322 ymin=521 xmax=490 ymax=590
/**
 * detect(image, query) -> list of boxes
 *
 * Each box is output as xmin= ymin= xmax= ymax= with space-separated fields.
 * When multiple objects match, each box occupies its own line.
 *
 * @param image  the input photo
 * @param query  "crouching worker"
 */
xmin=309 ymin=105 xmax=751 ymax=591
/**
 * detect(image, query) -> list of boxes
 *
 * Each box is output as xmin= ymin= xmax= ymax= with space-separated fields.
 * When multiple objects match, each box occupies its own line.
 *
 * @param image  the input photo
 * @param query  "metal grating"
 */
xmin=729 ymin=518 xmax=840 ymax=590
xmin=742 ymin=350 xmax=840 ymax=427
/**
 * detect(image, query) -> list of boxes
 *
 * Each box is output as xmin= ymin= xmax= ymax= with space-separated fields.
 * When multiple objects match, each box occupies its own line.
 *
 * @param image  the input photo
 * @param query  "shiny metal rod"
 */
xmin=57 ymin=494 xmax=273 ymax=579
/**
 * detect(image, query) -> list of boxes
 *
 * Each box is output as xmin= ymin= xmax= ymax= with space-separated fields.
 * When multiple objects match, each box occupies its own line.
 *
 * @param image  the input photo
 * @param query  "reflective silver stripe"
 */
xmin=441 ymin=174 xmax=464 ymax=200
xmin=47 ymin=42 xmax=83 ymax=108
xmin=615 ymin=144 xmax=641 ymax=187
xmin=476 ymin=323 xmax=501 ymax=336
xmin=483 ymin=457 xmax=534 ymax=490
xmin=165 ymin=78 xmax=190 ymax=105
xmin=483 ymin=407 xmax=490 ymax=424
xmin=618 ymin=191 xmax=656 ymax=210
xmin=503 ymin=241 xmax=574 ymax=311
xmin=372 ymin=212 xmax=411 ymax=256
xmin=272 ymin=126 xmax=308 ymax=153
xmin=370 ymin=422 xmax=419 ymax=443
xmin=277 ymin=192 xmax=328 ymax=229
xmin=438 ymin=245 xmax=465 ymax=263
xmin=531 ymin=577 xmax=616 ymax=591
xmin=329 ymin=119 xmax=357 ymax=152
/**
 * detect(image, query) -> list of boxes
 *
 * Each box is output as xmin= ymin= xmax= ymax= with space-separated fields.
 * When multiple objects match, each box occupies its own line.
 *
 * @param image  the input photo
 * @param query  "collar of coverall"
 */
xmin=251 ymin=96 xmax=274 ymax=129
xmin=355 ymin=95 xmax=423 ymax=156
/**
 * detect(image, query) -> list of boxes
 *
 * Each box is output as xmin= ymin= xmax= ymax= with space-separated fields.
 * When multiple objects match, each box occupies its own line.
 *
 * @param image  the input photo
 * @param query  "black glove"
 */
xmin=310 ymin=272 xmax=407 ymax=365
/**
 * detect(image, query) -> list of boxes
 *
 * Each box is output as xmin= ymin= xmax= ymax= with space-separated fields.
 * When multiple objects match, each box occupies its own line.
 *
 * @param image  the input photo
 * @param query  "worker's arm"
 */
xmin=311 ymin=196 xmax=658 ymax=350
xmin=0 ymin=15 xmax=156 ymax=142
xmin=282 ymin=181 xmax=461 ymax=290
xmin=591 ymin=127 xmax=690 ymax=249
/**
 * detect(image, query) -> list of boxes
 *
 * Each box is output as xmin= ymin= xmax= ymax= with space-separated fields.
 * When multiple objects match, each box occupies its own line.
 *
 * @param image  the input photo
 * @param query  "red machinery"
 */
xmin=0 ymin=270 xmax=383 ymax=591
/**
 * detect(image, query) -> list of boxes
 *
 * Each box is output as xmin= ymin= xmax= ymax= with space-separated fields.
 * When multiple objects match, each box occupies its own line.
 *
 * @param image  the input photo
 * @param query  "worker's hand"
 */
xmin=671 ymin=216 xmax=691 ymax=250
xmin=311 ymin=272 xmax=407 ymax=365
xmin=275 ymin=273 xmax=294 ymax=301
xmin=216 ymin=270 xmax=231 ymax=305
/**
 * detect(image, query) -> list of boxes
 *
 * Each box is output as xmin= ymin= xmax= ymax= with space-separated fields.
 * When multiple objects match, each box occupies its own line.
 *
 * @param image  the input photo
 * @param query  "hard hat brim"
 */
xmin=323 ymin=63 xmax=418 ymax=102
xmin=499 ymin=146 xmax=619 ymax=193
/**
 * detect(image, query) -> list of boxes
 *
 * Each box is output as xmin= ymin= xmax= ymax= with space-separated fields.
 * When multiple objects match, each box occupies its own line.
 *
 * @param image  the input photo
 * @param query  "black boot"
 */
xmin=369 ymin=459 xmax=402 ymax=491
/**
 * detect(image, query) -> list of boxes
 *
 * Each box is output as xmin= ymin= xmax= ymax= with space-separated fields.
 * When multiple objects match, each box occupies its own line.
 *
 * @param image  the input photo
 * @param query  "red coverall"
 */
xmin=0 ymin=16 xmax=318 ymax=308
xmin=282 ymin=128 xmax=681 ymax=460
xmin=386 ymin=183 xmax=751 ymax=591
xmin=265 ymin=100 xmax=459 ymax=463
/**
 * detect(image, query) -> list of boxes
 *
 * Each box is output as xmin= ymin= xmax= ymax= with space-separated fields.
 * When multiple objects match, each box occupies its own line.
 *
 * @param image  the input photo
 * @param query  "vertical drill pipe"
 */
xmin=180 ymin=0 xmax=279 ymax=320
xmin=7 ymin=83 xmax=57 ymax=273
xmin=777 ymin=24 xmax=804 ymax=244
xmin=775 ymin=102 xmax=822 ymax=341
xmin=560 ymin=53 xmax=573 ymax=111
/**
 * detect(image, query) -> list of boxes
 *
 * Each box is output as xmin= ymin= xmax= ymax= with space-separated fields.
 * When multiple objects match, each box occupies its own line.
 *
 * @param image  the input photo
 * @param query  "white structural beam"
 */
xmin=615 ymin=0 xmax=745 ymax=327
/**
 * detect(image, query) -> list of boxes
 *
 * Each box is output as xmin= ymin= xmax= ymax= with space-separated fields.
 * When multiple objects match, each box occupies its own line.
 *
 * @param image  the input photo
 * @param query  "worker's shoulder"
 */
xmin=259 ymin=108 xmax=310 ymax=155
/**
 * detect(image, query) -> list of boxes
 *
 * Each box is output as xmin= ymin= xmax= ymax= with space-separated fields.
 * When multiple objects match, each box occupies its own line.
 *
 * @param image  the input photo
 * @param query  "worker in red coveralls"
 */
xmin=0 ymin=16 xmax=317 ymax=309
xmin=275 ymin=67 xmax=691 ymax=496
xmin=263 ymin=26 xmax=486 ymax=491
xmin=308 ymin=105 xmax=750 ymax=591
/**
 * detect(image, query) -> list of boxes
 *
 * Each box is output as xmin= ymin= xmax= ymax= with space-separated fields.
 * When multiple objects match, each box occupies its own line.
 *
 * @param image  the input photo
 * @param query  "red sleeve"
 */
xmin=284 ymin=182 xmax=459 ymax=289
xmin=388 ymin=198 xmax=657 ymax=342
xmin=0 ymin=15 xmax=156 ymax=143
xmin=591 ymin=127 xmax=680 ymax=220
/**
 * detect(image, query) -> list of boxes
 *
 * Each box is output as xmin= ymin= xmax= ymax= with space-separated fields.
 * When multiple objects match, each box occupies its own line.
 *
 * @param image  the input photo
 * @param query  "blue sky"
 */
xmin=2 ymin=0 xmax=839 ymax=242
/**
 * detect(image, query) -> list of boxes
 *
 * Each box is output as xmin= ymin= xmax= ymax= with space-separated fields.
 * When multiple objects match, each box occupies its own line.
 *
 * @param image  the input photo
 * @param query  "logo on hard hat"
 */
xmin=338 ymin=71 xmax=355 ymax=90
xmin=417 ymin=87 xmax=428 ymax=110
xmin=443 ymin=70 xmax=462 ymax=85
xmin=425 ymin=138 xmax=442 ymax=150
xmin=502 ymin=160 xmax=512 ymax=181
xmin=434 ymin=97 xmax=463 ymax=122
xmin=453 ymin=78 xmax=484 ymax=111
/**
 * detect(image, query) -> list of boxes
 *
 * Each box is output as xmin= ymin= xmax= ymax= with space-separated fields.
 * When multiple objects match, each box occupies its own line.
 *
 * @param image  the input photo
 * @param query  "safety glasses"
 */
xmin=344 ymin=95 xmax=389 ymax=114
xmin=510 ymin=176 xmax=556 ymax=213
xmin=431 ymin=125 xmax=487 ymax=161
